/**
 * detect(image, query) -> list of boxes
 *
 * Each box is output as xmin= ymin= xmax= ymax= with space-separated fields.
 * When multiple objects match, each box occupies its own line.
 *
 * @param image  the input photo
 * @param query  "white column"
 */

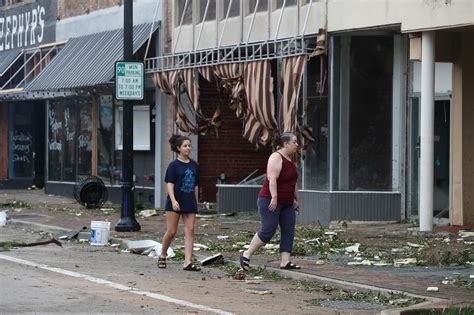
xmin=419 ymin=31 xmax=435 ymax=231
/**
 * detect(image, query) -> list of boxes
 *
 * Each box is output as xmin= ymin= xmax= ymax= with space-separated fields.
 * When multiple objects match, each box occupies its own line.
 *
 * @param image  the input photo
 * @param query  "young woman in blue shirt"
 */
xmin=158 ymin=134 xmax=201 ymax=271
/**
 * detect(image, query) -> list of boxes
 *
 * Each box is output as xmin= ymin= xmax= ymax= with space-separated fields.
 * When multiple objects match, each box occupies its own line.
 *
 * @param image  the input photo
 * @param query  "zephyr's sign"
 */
xmin=0 ymin=0 xmax=57 ymax=51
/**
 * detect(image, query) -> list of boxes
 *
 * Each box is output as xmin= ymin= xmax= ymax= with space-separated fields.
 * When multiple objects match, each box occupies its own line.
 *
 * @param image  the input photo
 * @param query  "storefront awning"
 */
xmin=0 ymin=49 xmax=23 ymax=77
xmin=26 ymin=22 xmax=159 ymax=91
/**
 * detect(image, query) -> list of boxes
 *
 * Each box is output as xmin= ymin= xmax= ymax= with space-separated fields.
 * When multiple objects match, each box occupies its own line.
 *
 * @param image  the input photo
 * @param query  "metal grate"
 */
xmin=145 ymin=36 xmax=312 ymax=73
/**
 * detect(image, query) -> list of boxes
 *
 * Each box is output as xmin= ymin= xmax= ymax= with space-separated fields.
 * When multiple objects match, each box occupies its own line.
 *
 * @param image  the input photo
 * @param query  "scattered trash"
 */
xmin=264 ymin=243 xmax=279 ymax=250
xmin=0 ymin=211 xmax=6 ymax=227
xmin=217 ymin=235 xmax=229 ymax=240
xmin=426 ymin=286 xmax=439 ymax=292
xmin=389 ymin=298 xmax=410 ymax=305
xmin=315 ymin=260 xmax=326 ymax=265
xmin=459 ymin=231 xmax=474 ymax=238
xmin=90 ymin=221 xmax=110 ymax=246
xmin=200 ymin=253 xmax=224 ymax=266
xmin=394 ymin=258 xmax=417 ymax=267
xmin=56 ymin=227 xmax=87 ymax=240
xmin=345 ymin=243 xmax=360 ymax=253
xmin=124 ymin=240 xmax=174 ymax=258
xmin=235 ymin=270 xmax=246 ymax=280
xmin=139 ymin=209 xmax=158 ymax=218
xmin=1 ymin=238 xmax=62 ymax=250
xmin=194 ymin=243 xmax=209 ymax=250
xmin=407 ymin=242 xmax=423 ymax=248
xmin=245 ymin=288 xmax=272 ymax=295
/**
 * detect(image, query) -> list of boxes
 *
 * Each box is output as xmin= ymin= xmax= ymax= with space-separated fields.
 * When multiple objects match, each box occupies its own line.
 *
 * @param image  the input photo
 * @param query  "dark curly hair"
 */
xmin=169 ymin=134 xmax=191 ymax=153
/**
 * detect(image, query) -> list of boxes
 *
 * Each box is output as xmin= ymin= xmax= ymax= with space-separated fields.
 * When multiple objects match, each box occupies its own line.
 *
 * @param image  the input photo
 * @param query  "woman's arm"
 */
xmin=194 ymin=185 xmax=199 ymax=204
xmin=267 ymin=153 xmax=282 ymax=211
xmin=294 ymin=183 xmax=300 ymax=212
xmin=167 ymin=183 xmax=180 ymax=211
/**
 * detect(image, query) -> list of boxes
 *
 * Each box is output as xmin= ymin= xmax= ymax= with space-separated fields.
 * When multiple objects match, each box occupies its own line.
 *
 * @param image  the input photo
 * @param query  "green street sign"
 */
xmin=115 ymin=61 xmax=144 ymax=100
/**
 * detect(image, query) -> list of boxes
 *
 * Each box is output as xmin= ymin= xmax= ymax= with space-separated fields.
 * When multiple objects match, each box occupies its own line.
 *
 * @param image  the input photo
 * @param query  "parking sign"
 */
xmin=115 ymin=61 xmax=144 ymax=100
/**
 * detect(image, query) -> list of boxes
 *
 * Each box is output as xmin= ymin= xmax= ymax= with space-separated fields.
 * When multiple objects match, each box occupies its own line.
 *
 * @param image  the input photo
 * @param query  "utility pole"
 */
xmin=115 ymin=0 xmax=140 ymax=232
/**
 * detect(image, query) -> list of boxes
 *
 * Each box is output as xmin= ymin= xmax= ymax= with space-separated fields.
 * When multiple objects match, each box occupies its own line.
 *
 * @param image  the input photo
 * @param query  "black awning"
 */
xmin=26 ymin=23 xmax=158 ymax=91
xmin=0 ymin=48 xmax=23 ymax=77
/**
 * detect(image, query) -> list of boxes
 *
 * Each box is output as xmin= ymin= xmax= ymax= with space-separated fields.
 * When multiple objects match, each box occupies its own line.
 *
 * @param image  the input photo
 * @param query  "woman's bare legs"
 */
xmin=160 ymin=211 xmax=180 ymax=258
xmin=182 ymin=213 xmax=197 ymax=267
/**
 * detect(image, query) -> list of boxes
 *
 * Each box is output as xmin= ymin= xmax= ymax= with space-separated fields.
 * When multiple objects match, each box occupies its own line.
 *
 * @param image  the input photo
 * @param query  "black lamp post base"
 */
xmin=115 ymin=217 xmax=141 ymax=232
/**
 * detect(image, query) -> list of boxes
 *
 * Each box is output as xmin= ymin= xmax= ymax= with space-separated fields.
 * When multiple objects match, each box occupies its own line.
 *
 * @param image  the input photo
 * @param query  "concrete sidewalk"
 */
xmin=1 ymin=189 xmax=473 ymax=314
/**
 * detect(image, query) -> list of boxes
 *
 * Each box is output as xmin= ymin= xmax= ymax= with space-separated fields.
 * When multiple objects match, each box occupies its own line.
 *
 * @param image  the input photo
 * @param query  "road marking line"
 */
xmin=0 ymin=254 xmax=232 ymax=315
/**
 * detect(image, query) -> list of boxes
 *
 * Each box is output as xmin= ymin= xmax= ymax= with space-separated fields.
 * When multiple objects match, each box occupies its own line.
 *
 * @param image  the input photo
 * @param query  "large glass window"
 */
xmin=332 ymin=36 xmax=394 ymax=191
xmin=303 ymin=57 xmax=329 ymax=190
xmin=222 ymin=0 xmax=240 ymax=18
xmin=199 ymin=0 xmax=216 ymax=22
xmin=276 ymin=0 xmax=297 ymax=8
xmin=176 ymin=0 xmax=193 ymax=26
xmin=47 ymin=97 xmax=92 ymax=182
xmin=97 ymin=95 xmax=117 ymax=185
xmin=248 ymin=0 xmax=268 ymax=13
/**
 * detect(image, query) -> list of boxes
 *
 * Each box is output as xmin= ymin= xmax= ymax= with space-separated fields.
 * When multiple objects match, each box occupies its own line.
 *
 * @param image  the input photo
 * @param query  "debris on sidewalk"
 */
xmin=193 ymin=243 xmax=209 ymax=251
xmin=1 ymin=238 xmax=62 ymax=250
xmin=56 ymin=227 xmax=87 ymax=240
xmin=245 ymin=288 xmax=272 ymax=295
xmin=139 ymin=209 xmax=158 ymax=218
xmin=393 ymin=258 xmax=417 ymax=267
xmin=0 ymin=211 xmax=6 ymax=226
xmin=345 ymin=243 xmax=360 ymax=253
xmin=124 ymin=240 xmax=174 ymax=258
xmin=200 ymin=253 xmax=224 ymax=266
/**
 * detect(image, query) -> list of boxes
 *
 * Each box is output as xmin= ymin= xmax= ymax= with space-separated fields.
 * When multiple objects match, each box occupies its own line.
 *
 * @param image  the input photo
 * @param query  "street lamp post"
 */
xmin=115 ymin=0 xmax=140 ymax=232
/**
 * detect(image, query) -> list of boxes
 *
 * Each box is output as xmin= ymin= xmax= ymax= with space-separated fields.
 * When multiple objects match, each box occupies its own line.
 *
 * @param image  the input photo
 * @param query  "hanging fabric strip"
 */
xmin=279 ymin=56 xmax=306 ymax=134
xmin=242 ymin=60 xmax=277 ymax=145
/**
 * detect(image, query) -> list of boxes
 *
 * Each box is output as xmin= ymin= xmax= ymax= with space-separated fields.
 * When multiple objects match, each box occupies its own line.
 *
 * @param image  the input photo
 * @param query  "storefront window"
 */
xmin=332 ymin=36 xmax=394 ymax=191
xmin=8 ymin=103 xmax=34 ymax=178
xmin=97 ymin=95 xmax=118 ymax=185
xmin=303 ymin=57 xmax=328 ymax=190
xmin=47 ymin=97 xmax=92 ymax=182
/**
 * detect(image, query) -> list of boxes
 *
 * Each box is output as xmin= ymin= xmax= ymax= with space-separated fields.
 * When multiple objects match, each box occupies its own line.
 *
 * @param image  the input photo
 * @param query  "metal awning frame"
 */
xmin=145 ymin=35 xmax=316 ymax=73
xmin=1 ymin=43 xmax=65 ymax=90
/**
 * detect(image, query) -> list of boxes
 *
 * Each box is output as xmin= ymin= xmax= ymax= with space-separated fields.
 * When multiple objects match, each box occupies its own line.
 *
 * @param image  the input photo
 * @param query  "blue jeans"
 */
xmin=257 ymin=197 xmax=296 ymax=253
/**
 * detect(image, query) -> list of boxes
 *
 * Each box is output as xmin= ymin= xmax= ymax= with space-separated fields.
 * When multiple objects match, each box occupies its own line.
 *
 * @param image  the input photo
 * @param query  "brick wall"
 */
xmin=58 ymin=0 xmax=119 ymax=19
xmin=198 ymin=79 xmax=271 ymax=202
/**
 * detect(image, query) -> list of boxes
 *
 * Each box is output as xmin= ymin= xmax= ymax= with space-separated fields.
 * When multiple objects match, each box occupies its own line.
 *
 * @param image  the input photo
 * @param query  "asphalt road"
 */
xmin=0 ymin=225 xmax=369 ymax=315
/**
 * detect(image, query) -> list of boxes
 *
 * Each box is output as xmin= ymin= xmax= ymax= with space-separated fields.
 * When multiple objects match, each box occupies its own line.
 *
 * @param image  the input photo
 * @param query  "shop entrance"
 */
xmin=409 ymin=98 xmax=451 ymax=217
xmin=8 ymin=102 xmax=46 ymax=188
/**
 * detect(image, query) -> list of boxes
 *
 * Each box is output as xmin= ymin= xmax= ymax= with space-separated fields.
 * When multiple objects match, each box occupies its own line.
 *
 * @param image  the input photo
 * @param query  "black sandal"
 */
xmin=280 ymin=262 xmax=301 ymax=270
xmin=157 ymin=256 xmax=166 ymax=269
xmin=240 ymin=251 xmax=250 ymax=271
xmin=183 ymin=263 xmax=201 ymax=271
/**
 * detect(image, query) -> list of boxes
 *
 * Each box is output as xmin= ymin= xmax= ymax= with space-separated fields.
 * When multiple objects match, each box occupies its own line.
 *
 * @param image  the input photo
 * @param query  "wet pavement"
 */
xmin=1 ymin=189 xmax=473 ymax=314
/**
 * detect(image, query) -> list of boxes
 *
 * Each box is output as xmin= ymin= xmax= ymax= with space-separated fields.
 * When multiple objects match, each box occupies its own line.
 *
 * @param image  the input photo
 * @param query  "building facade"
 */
xmin=0 ymin=0 xmax=162 ymax=207
xmin=149 ymin=0 xmax=473 ymax=228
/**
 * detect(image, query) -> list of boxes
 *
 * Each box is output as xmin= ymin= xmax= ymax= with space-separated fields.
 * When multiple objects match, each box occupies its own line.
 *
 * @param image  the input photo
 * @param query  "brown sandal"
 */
xmin=157 ymin=256 xmax=166 ymax=269
xmin=183 ymin=263 xmax=201 ymax=271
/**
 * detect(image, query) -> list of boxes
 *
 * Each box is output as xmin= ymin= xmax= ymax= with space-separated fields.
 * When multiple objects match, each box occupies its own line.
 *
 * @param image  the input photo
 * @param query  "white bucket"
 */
xmin=0 ymin=211 xmax=6 ymax=227
xmin=90 ymin=221 xmax=110 ymax=246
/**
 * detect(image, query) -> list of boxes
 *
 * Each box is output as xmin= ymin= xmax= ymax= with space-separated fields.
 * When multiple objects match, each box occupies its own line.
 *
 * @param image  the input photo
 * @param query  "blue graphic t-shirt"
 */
xmin=164 ymin=159 xmax=200 ymax=213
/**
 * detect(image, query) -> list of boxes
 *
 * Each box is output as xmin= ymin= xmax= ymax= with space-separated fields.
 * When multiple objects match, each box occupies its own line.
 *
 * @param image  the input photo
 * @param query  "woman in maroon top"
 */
xmin=240 ymin=132 xmax=301 ymax=270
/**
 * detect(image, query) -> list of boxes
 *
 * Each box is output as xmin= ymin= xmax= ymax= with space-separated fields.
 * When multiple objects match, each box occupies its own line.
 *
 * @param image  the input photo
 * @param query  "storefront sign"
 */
xmin=0 ymin=0 xmax=57 ymax=52
xmin=115 ymin=61 xmax=144 ymax=101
